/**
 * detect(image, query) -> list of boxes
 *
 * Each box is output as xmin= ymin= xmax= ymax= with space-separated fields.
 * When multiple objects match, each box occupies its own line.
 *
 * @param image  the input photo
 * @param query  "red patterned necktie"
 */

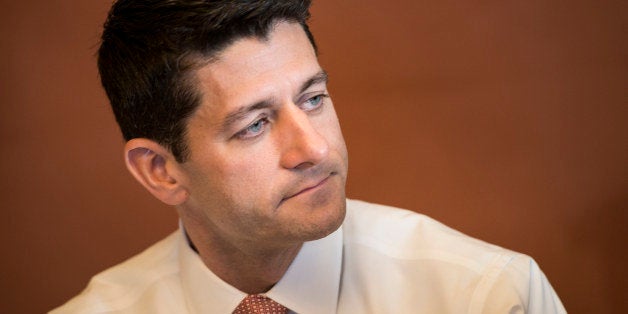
xmin=233 ymin=294 xmax=288 ymax=314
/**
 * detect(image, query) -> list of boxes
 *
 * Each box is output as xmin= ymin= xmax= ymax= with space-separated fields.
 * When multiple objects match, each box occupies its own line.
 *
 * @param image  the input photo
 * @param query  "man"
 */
xmin=53 ymin=0 xmax=566 ymax=313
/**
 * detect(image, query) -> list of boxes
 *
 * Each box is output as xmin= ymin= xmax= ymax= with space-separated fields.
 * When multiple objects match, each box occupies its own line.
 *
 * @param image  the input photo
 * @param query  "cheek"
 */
xmin=215 ymin=148 xmax=280 ymax=192
xmin=318 ymin=108 xmax=347 ymax=154
xmin=186 ymin=157 xmax=277 ymax=215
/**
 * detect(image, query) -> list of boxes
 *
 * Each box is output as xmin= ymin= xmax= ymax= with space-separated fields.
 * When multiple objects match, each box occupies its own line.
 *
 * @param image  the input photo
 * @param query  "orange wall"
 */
xmin=1 ymin=1 xmax=626 ymax=312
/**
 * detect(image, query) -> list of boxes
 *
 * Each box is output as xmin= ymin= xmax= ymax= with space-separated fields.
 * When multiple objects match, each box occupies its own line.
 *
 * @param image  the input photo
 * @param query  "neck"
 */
xmin=182 ymin=218 xmax=302 ymax=294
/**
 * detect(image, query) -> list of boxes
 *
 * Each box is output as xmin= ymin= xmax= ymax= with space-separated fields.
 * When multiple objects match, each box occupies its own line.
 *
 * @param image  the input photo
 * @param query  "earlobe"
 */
xmin=124 ymin=139 xmax=189 ymax=206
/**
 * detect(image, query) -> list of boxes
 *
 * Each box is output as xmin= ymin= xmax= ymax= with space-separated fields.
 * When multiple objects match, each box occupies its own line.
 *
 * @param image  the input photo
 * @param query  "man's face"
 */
xmin=177 ymin=21 xmax=348 ymax=249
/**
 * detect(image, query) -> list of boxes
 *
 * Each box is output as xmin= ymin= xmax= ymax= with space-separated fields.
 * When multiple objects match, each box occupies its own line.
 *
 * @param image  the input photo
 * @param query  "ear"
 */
xmin=124 ymin=138 xmax=189 ymax=206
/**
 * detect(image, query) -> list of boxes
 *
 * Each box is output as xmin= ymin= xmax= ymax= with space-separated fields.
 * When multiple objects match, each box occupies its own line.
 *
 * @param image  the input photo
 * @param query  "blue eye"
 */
xmin=302 ymin=94 xmax=327 ymax=111
xmin=248 ymin=119 xmax=264 ymax=133
xmin=236 ymin=117 xmax=269 ymax=139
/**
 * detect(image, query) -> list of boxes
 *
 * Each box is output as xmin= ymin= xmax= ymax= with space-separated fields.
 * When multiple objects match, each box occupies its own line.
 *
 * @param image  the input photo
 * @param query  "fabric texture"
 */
xmin=233 ymin=295 xmax=288 ymax=314
xmin=51 ymin=199 xmax=567 ymax=314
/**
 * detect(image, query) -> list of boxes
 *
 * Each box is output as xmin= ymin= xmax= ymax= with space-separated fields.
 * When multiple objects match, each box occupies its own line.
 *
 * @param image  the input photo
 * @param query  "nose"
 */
xmin=278 ymin=105 xmax=329 ymax=170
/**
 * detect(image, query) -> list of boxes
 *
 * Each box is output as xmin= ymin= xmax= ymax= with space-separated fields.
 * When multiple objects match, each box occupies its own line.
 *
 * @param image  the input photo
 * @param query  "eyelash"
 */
xmin=235 ymin=116 xmax=270 ymax=140
xmin=301 ymin=93 xmax=329 ymax=112
xmin=234 ymin=93 xmax=329 ymax=140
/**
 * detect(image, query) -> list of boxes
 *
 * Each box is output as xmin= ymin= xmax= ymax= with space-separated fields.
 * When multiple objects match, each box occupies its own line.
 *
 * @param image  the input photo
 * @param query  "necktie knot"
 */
xmin=233 ymin=294 xmax=288 ymax=314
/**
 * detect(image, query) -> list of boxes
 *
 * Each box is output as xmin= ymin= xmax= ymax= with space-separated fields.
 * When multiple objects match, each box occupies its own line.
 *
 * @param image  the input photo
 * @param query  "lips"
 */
xmin=281 ymin=173 xmax=334 ymax=203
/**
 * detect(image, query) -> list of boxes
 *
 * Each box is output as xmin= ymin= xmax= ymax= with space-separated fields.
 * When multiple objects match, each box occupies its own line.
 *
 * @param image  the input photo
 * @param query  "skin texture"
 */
xmin=125 ymin=21 xmax=348 ymax=293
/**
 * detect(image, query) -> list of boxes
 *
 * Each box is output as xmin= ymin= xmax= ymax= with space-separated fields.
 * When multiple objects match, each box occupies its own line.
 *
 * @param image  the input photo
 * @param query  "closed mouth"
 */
xmin=281 ymin=173 xmax=335 ymax=203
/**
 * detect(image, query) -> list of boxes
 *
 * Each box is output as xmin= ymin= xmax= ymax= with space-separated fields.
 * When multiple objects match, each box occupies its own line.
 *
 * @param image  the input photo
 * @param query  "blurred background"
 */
xmin=1 ymin=0 xmax=626 ymax=312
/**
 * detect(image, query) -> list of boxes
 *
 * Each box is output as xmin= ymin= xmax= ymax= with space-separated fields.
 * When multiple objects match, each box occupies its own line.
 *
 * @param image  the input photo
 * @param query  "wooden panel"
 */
xmin=1 ymin=0 xmax=625 ymax=312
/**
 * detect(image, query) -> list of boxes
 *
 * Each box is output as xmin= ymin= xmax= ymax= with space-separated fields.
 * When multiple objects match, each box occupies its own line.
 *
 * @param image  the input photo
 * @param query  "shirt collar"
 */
xmin=177 ymin=223 xmax=343 ymax=314
xmin=266 ymin=227 xmax=343 ymax=314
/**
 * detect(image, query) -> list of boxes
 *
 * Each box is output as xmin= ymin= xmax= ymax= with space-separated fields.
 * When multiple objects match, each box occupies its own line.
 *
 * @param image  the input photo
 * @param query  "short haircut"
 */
xmin=98 ymin=0 xmax=316 ymax=162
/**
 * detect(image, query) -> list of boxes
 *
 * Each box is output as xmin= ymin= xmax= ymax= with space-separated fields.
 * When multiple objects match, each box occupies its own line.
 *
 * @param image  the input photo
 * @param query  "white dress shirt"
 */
xmin=51 ymin=199 xmax=566 ymax=313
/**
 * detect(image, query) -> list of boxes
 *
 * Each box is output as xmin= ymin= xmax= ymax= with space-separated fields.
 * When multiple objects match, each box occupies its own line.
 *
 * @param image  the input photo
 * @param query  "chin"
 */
xmin=292 ymin=195 xmax=346 ymax=242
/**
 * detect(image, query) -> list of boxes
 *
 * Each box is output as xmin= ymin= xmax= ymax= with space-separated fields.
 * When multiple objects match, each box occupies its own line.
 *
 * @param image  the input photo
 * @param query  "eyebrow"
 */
xmin=298 ymin=70 xmax=328 ymax=95
xmin=220 ymin=70 xmax=329 ymax=133
xmin=221 ymin=100 xmax=273 ymax=133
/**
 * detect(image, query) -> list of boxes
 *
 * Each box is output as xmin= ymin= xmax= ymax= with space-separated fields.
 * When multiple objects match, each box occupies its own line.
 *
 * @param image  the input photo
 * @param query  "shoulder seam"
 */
xmin=467 ymin=253 xmax=518 ymax=314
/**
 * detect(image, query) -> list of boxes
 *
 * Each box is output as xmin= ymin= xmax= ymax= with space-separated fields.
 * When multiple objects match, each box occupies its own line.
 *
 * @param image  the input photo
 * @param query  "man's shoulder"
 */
xmin=343 ymin=199 xmax=523 ymax=271
xmin=50 ymin=231 xmax=182 ymax=314
xmin=341 ymin=199 xmax=566 ymax=313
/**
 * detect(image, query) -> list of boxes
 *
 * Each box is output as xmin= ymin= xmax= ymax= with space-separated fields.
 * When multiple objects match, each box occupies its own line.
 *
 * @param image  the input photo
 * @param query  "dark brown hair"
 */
xmin=98 ymin=0 xmax=316 ymax=161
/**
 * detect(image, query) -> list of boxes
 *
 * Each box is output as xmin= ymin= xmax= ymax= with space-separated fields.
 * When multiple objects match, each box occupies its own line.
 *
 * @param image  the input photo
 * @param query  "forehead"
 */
xmin=193 ymin=21 xmax=320 ymax=112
